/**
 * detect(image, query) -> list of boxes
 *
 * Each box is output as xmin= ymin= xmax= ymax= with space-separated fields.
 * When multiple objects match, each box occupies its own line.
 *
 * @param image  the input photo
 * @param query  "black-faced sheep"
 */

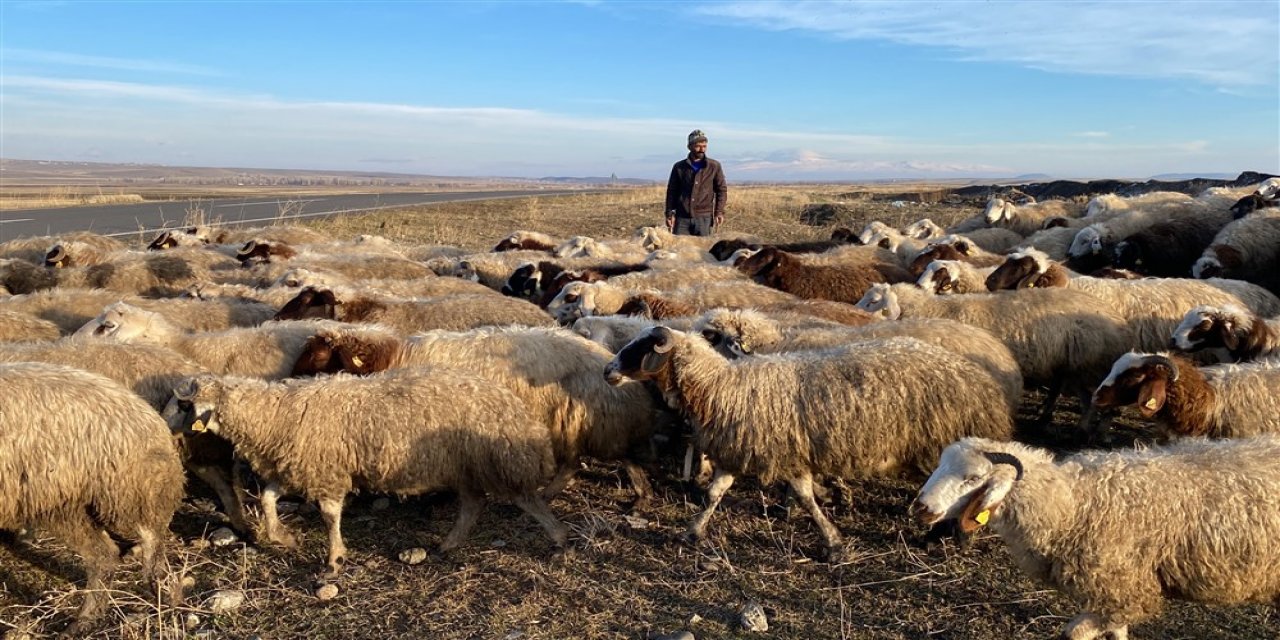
xmin=273 ymin=286 xmax=554 ymax=332
xmin=913 ymin=436 xmax=1280 ymax=640
xmin=1 ymin=362 xmax=184 ymax=634
xmin=605 ymin=327 xmax=1014 ymax=559
xmin=166 ymin=369 xmax=568 ymax=575
xmin=289 ymin=324 xmax=675 ymax=505
xmin=1109 ymin=207 xmax=1234 ymax=277
xmin=1092 ymin=352 xmax=1280 ymax=438
xmin=1171 ymin=304 xmax=1280 ymax=362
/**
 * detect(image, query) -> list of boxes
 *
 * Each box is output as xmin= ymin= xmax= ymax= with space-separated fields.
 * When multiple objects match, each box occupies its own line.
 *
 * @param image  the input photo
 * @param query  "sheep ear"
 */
xmin=954 ymin=240 xmax=972 ymax=255
xmin=1219 ymin=319 xmax=1239 ymax=350
xmin=1138 ymin=378 xmax=1168 ymax=417
xmin=640 ymin=350 xmax=669 ymax=374
xmin=958 ymin=487 xmax=990 ymax=534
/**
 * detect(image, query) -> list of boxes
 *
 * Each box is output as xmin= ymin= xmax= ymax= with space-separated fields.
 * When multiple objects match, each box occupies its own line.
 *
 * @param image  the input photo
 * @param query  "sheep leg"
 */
xmin=258 ymin=482 xmax=297 ymax=548
xmin=786 ymin=473 xmax=845 ymax=561
xmin=1060 ymin=613 xmax=1128 ymax=640
xmin=512 ymin=494 xmax=569 ymax=550
xmin=683 ymin=469 xmax=735 ymax=544
xmin=439 ymin=490 xmax=485 ymax=553
xmin=316 ymin=497 xmax=347 ymax=580
xmin=48 ymin=511 xmax=119 ymax=635
xmin=187 ymin=462 xmax=251 ymax=537
xmin=1035 ymin=378 xmax=1065 ymax=427
xmin=541 ymin=465 xmax=576 ymax=501
xmin=622 ymin=461 xmax=654 ymax=509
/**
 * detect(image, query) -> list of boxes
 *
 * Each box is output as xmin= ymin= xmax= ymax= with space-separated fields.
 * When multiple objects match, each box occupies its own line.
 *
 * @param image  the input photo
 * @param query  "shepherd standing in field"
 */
xmin=665 ymin=129 xmax=727 ymax=236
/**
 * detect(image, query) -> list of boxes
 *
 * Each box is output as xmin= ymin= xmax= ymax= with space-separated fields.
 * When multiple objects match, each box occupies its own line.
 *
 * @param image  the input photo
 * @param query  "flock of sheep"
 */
xmin=1 ymin=176 xmax=1279 ymax=638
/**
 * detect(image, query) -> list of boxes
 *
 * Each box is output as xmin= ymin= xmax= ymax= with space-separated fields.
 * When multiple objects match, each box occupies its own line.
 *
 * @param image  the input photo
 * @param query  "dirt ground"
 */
xmin=1 ymin=186 xmax=1274 ymax=639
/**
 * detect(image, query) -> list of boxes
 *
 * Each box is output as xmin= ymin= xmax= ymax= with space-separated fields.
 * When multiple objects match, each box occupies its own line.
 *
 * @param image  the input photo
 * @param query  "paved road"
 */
xmin=0 ymin=190 xmax=588 ymax=242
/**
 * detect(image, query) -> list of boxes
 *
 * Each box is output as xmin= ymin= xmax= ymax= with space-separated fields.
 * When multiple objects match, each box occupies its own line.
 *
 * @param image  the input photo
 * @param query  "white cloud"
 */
xmin=728 ymin=148 xmax=1011 ymax=179
xmin=1 ymin=48 xmax=223 ymax=76
xmin=696 ymin=1 xmax=1279 ymax=87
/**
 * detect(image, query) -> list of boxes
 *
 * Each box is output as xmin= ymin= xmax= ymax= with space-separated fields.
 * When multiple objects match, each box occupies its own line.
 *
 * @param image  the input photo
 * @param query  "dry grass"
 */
xmin=0 ymin=187 xmax=146 ymax=211
xmin=1 ymin=186 xmax=1274 ymax=639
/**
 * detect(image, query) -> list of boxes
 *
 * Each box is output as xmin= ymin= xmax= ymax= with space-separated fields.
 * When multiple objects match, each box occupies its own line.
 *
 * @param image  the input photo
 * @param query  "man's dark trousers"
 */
xmin=673 ymin=216 xmax=715 ymax=236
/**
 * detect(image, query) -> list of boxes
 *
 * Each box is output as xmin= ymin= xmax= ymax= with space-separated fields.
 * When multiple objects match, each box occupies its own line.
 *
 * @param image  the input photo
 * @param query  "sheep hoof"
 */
xmin=677 ymin=529 xmax=706 ymax=548
xmin=264 ymin=529 xmax=298 ymax=549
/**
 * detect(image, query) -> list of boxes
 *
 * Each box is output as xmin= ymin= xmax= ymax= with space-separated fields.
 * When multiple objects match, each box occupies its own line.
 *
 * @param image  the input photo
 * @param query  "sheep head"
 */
xmin=708 ymin=238 xmax=755 ymax=262
xmin=44 ymin=244 xmax=70 ymax=269
xmin=902 ymin=218 xmax=945 ymax=240
xmin=501 ymin=262 xmax=543 ymax=299
xmin=494 ymin=231 xmax=555 ymax=253
xmin=912 ymin=438 xmax=1028 ymax=533
xmin=275 ymin=287 xmax=341 ymax=321
xmin=73 ymin=301 xmax=159 ymax=342
xmin=1067 ymin=226 xmax=1104 ymax=259
xmin=1111 ymin=240 xmax=1148 ymax=273
xmin=1092 ymin=352 xmax=1181 ymax=418
xmin=1228 ymin=193 xmax=1273 ymax=219
xmin=855 ymin=283 xmax=902 ymax=320
xmin=908 ymin=243 xmax=965 ymax=277
xmin=693 ymin=308 xmax=780 ymax=358
xmin=918 ymin=261 xmax=962 ymax=295
xmin=736 ymin=246 xmax=783 ymax=278
xmin=983 ymin=198 xmax=1015 ymax=225
xmin=858 ymin=221 xmax=891 ymax=245
xmin=546 ymin=281 xmax=599 ymax=324
xmin=1171 ymin=305 xmax=1248 ymax=353
xmin=148 ymin=230 xmax=179 ymax=251
xmin=829 ymin=227 xmax=860 ymax=244
xmin=164 ymin=374 xmax=223 ymax=435
xmin=604 ymin=325 xmax=680 ymax=385
xmin=237 ymin=239 xmax=296 ymax=266
xmin=985 ymin=249 xmax=1049 ymax=291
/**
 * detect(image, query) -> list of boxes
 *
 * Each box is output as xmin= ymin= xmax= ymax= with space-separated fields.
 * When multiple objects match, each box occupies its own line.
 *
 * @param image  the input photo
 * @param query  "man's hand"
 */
xmin=714 ymin=213 xmax=724 ymax=228
xmin=665 ymin=215 xmax=676 ymax=231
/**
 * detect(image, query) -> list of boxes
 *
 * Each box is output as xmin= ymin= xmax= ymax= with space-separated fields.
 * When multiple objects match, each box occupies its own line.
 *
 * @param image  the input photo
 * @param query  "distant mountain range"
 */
xmin=538 ymin=176 xmax=658 ymax=185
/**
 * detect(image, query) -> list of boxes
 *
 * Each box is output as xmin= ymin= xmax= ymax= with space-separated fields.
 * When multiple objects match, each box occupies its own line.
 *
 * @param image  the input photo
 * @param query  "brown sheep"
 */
xmin=273 ymin=286 xmax=554 ymax=332
xmin=737 ymin=246 xmax=912 ymax=303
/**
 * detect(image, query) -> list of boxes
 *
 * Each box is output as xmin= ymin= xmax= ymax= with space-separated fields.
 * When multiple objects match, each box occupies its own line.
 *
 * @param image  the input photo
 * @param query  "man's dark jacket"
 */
xmin=666 ymin=156 xmax=727 ymax=219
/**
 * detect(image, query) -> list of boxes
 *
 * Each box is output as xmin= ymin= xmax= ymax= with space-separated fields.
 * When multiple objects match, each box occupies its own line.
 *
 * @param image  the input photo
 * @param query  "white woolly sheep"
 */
xmin=1172 ymin=304 xmax=1280 ymax=362
xmin=984 ymin=248 xmax=1280 ymax=352
xmin=1093 ymin=351 xmax=1280 ymax=438
xmin=605 ymin=327 xmax=1014 ymax=559
xmin=1192 ymin=209 xmax=1280 ymax=294
xmin=693 ymin=309 xmax=1023 ymax=414
xmin=0 ymin=362 xmax=184 ymax=634
xmin=0 ymin=232 xmax=126 ymax=265
xmin=0 ymin=252 xmax=217 ymax=296
xmin=913 ymin=436 xmax=1280 ymax=640
xmin=572 ymin=315 xmax=699 ymax=353
xmin=166 ymin=368 xmax=569 ymax=575
xmin=855 ymin=282 xmax=1132 ymax=425
xmin=546 ymin=279 xmax=798 ymax=325
xmin=290 ymin=323 xmax=676 ymax=504
xmin=1085 ymin=191 xmax=1193 ymax=217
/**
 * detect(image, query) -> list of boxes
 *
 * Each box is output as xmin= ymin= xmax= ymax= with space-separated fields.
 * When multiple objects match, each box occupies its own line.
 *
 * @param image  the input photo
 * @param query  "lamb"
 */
xmin=693 ymin=309 xmax=1022 ymax=413
xmin=1192 ymin=209 xmax=1280 ymax=294
xmin=166 ymin=368 xmax=568 ymax=574
xmin=862 ymin=226 xmax=930 ymax=265
xmin=1171 ymin=305 xmax=1280 ymax=362
xmin=274 ymin=286 xmax=554 ymax=332
xmin=736 ymin=246 xmax=912 ymax=302
xmin=439 ymin=249 xmax=582 ymax=289
xmin=604 ymin=327 xmax=1014 ymax=559
xmin=914 ymin=435 xmax=1280 ymax=640
xmin=917 ymin=259 xmax=997 ymax=295
xmin=707 ymin=237 xmax=848 ymax=262
xmin=1109 ymin=207 xmax=1234 ymax=277
xmin=982 ymin=197 xmax=1086 ymax=237
xmin=494 ymin=230 xmax=560 ymax=252
xmin=290 ymin=324 xmax=674 ymax=503
xmin=985 ymin=248 xmax=1280 ymax=352
xmin=855 ymin=282 xmax=1132 ymax=424
xmin=0 ymin=362 xmax=184 ymax=634
xmin=501 ymin=260 xmax=650 ymax=305
xmin=1092 ymin=351 xmax=1280 ymax=439
xmin=0 ymin=309 xmax=61 ymax=343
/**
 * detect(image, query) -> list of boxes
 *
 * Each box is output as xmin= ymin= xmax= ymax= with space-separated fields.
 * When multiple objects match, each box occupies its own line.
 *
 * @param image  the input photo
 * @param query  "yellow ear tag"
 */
xmin=191 ymin=419 xmax=207 ymax=433
xmin=975 ymin=510 xmax=990 ymax=526
xmin=351 ymin=356 xmax=364 ymax=367
xmin=1144 ymin=398 xmax=1159 ymax=410
xmin=1026 ymin=282 xmax=1035 ymax=288
xmin=54 ymin=261 xmax=64 ymax=269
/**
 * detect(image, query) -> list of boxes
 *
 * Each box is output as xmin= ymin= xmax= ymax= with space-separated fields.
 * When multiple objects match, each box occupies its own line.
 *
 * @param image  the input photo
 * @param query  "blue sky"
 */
xmin=2 ymin=1 xmax=1277 ymax=181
